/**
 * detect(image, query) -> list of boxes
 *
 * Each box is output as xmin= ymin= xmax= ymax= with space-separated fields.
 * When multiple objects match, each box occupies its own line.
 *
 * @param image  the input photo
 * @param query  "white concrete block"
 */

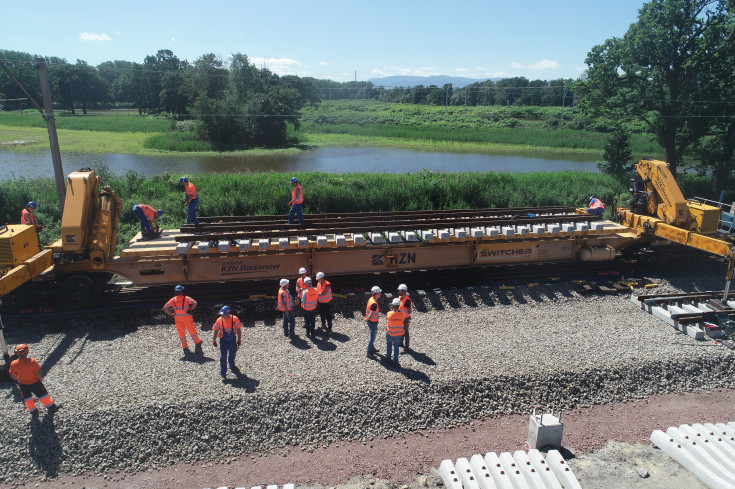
xmin=545 ymin=450 xmax=582 ymax=489
xmin=440 ymin=459 xmax=463 ymax=489
xmin=176 ymin=242 xmax=192 ymax=254
xmin=575 ymin=222 xmax=589 ymax=232
xmin=278 ymin=237 xmax=290 ymax=249
xmin=438 ymin=230 xmax=450 ymax=240
xmin=501 ymin=226 xmax=514 ymax=237
xmin=421 ymin=230 xmax=434 ymax=241
xmin=591 ymin=221 xmax=605 ymax=231
xmin=485 ymin=227 xmax=499 ymax=237
xmin=353 ymin=234 xmax=365 ymax=245
xmin=388 ymin=232 xmax=401 ymax=243
xmin=298 ymin=236 xmax=309 ymax=247
xmin=513 ymin=450 xmax=547 ymax=489
xmin=532 ymin=224 xmax=545 ymax=234
xmin=405 ymin=231 xmax=419 ymax=242
xmin=218 ymin=240 xmax=231 ymax=252
xmin=682 ymin=304 xmax=707 ymax=314
xmin=469 ymin=454 xmax=496 ymax=489
xmin=316 ymin=235 xmax=328 ymax=246
xmin=370 ymin=232 xmax=385 ymax=244
xmin=547 ymin=224 xmax=560 ymax=233
xmin=528 ymin=412 xmax=563 ymax=449
xmin=266 ymin=485 xmax=278 ymax=489
xmin=283 ymin=484 xmax=295 ymax=489
xmin=197 ymin=241 xmax=210 ymax=253
xmin=454 ymin=228 xmax=467 ymax=239
xmin=258 ymin=238 xmax=269 ymax=250
xmin=562 ymin=223 xmax=575 ymax=232
xmin=484 ymin=452 xmax=514 ymax=489
xmin=471 ymin=228 xmax=484 ymax=238
xmin=455 ymin=457 xmax=480 ymax=489
xmin=238 ymin=239 xmax=250 ymax=251
xmin=526 ymin=449 xmax=563 ymax=489
xmin=335 ymin=234 xmax=346 ymax=246
xmin=516 ymin=225 xmax=530 ymax=235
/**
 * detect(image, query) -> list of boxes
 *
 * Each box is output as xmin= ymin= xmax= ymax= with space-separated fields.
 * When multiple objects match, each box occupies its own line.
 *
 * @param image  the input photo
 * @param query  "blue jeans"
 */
xmin=366 ymin=321 xmax=378 ymax=353
xmin=303 ymin=309 xmax=316 ymax=335
xmin=386 ymin=334 xmax=401 ymax=364
xmin=133 ymin=206 xmax=153 ymax=234
xmin=187 ymin=197 xmax=200 ymax=224
xmin=289 ymin=203 xmax=305 ymax=226
xmin=282 ymin=309 xmax=295 ymax=336
xmin=219 ymin=334 xmax=237 ymax=377
xmin=586 ymin=207 xmax=604 ymax=216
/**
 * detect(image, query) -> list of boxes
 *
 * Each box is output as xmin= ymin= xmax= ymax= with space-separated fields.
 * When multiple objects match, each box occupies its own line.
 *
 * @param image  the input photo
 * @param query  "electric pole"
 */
xmin=36 ymin=58 xmax=66 ymax=216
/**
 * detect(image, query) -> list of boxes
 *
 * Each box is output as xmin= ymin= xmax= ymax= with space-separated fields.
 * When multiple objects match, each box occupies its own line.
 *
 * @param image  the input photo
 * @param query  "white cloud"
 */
xmin=114 ymin=31 xmax=122 ymax=36
xmin=455 ymin=68 xmax=470 ymax=74
xmin=370 ymin=66 xmax=442 ymax=78
xmin=251 ymin=57 xmax=302 ymax=75
xmin=79 ymin=32 xmax=112 ymax=42
xmin=171 ymin=37 xmax=176 ymax=42
xmin=508 ymin=59 xmax=561 ymax=71
xmin=509 ymin=62 xmax=524 ymax=69
xmin=319 ymin=61 xmax=328 ymax=66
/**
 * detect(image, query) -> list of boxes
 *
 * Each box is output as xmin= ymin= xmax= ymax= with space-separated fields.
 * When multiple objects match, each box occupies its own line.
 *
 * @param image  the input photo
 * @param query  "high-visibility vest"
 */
xmin=277 ymin=287 xmax=293 ymax=311
xmin=8 ymin=357 xmax=41 ymax=385
xmin=214 ymin=315 xmax=241 ymax=338
xmin=297 ymin=277 xmax=306 ymax=290
xmin=399 ymin=294 xmax=411 ymax=317
xmin=291 ymin=185 xmax=303 ymax=205
xmin=589 ymin=198 xmax=604 ymax=210
xmin=386 ymin=310 xmax=406 ymax=336
xmin=185 ymin=182 xmax=198 ymax=200
xmin=166 ymin=295 xmax=194 ymax=317
xmin=21 ymin=208 xmax=37 ymax=226
xmin=301 ymin=287 xmax=318 ymax=311
xmin=317 ymin=280 xmax=332 ymax=303
xmin=137 ymin=204 xmax=157 ymax=220
xmin=365 ymin=297 xmax=379 ymax=322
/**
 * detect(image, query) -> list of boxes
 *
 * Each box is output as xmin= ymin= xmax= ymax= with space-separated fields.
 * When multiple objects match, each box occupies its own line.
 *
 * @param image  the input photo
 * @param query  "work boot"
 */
xmin=194 ymin=343 xmax=203 ymax=354
xmin=48 ymin=403 xmax=62 ymax=414
xmin=30 ymin=409 xmax=39 ymax=418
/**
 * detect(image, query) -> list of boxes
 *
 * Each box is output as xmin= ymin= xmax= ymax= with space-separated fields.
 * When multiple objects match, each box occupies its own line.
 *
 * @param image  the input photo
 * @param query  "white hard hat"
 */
xmin=298 ymin=267 xmax=307 ymax=275
xmin=304 ymin=277 xmax=312 ymax=284
xmin=280 ymin=279 xmax=289 ymax=287
xmin=371 ymin=286 xmax=382 ymax=294
xmin=316 ymin=272 xmax=325 ymax=279
xmin=391 ymin=298 xmax=400 ymax=306
xmin=397 ymin=284 xmax=408 ymax=291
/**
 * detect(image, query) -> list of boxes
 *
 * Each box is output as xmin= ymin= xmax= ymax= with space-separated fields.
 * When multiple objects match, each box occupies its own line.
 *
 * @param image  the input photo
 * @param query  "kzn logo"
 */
xmin=372 ymin=252 xmax=416 ymax=267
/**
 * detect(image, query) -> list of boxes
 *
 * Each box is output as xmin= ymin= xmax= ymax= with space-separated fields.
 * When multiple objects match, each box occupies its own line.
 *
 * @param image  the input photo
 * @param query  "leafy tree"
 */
xmin=599 ymin=128 xmax=634 ymax=180
xmin=580 ymin=0 xmax=731 ymax=176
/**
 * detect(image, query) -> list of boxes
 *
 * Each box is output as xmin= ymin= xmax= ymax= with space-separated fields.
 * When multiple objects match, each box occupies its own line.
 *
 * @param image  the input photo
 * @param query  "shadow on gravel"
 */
xmin=327 ymin=331 xmax=350 ymax=343
xmin=425 ymin=293 xmax=446 ymax=312
xmin=404 ymin=349 xmax=436 ymax=366
xmin=312 ymin=335 xmax=337 ymax=352
xmin=29 ymin=413 xmax=61 ymax=478
xmin=224 ymin=371 xmax=259 ymax=393
xmin=370 ymin=353 xmax=431 ymax=383
xmin=180 ymin=350 xmax=215 ymax=364
xmin=289 ymin=335 xmax=311 ymax=350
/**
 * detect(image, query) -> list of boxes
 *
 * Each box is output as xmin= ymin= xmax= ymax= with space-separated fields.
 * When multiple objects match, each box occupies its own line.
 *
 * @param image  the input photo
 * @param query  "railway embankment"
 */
xmin=0 ymin=273 xmax=732 ymax=485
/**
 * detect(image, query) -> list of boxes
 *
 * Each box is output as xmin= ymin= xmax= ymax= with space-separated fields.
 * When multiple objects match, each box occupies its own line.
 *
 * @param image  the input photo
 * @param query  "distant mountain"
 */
xmin=367 ymin=75 xmax=501 ymax=88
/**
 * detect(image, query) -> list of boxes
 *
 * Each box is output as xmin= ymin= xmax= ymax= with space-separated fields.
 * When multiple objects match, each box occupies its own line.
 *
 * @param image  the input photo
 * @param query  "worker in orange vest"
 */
xmin=316 ymin=271 xmax=333 ymax=333
xmin=296 ymin=267 xmax=308 ymax=297
xmin=132 ymin=204 xmax=163 ymax=238
xmin=212 ymin=306 xmax=242 ymax=380
xmin=277 ymin=278 xmax=296 ymax=338
xmin=180 ymin=177 xmax=200 ymax=225
xmin=288 ymin=177 xmax=305 ymax=228
xmin=397 ymin=284 xmax=413 ymax=352
xmin=586 ymin=196 xmax=605 ymax=216
xmin=163 ymin=285 xmax=202 ymax=354
xmin=21 ymin=202 xmax=43 ymax=231
xmin=386 ymin=298 xmax=407 ymax=366
xmin=301 ymin=277 xmax=319 ymax=338
xmin=364 ymin=286 xmax=382 ymax=357
xmin=8 ymin=344 xmax=61 ymax=416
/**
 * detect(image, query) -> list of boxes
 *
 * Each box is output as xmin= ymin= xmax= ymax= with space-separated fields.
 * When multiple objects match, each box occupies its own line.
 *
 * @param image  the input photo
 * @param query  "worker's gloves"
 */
xmin=236 ymin=340 xmax=242 ymax=347
xmin=212 ymin=340 xmax=217 ymax=347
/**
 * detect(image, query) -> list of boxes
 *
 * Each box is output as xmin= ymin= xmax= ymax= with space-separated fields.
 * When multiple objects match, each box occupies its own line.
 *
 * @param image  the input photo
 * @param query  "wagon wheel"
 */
xmin=64 ymin=275 xmax=97 ymax=304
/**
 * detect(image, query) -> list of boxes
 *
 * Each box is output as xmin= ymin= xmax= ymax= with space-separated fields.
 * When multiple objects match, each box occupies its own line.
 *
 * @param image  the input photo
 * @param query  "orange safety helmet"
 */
xmin=14 ymin=344 xmax=29 ymax=356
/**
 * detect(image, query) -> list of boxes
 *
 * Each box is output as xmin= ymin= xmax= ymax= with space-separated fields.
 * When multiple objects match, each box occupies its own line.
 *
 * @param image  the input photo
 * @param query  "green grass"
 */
xmin=0 ymin=111 xmax=171 ymax=132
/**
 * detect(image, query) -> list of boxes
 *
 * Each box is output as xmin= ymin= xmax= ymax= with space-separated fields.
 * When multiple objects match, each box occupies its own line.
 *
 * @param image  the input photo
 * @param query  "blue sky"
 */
xmin=4 ymin=0 xmax=649 ymax=82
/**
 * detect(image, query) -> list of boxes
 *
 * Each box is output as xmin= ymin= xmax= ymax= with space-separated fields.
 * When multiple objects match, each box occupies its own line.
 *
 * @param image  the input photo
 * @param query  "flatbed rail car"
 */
xmin=0 ymin=170 xmax=642 ymax=300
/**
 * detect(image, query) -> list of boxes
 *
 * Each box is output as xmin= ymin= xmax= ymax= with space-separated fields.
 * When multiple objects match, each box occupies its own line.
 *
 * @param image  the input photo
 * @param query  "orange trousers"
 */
xmin=175 ymin=316 xmax=201 ymax=348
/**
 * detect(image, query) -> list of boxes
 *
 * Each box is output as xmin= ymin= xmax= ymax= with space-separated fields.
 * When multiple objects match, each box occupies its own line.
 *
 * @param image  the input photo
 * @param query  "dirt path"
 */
xmin=16 ymin=388 xmax=732 ymax=489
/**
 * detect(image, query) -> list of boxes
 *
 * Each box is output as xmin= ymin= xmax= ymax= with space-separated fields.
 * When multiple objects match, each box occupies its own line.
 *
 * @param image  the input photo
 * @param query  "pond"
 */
xmin=0 ymin=147 xmax=599 ymax=179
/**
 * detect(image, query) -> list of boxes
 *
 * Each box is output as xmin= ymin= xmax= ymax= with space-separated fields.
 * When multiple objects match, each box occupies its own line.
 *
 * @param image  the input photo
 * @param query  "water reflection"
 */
xmin=0 ymin=147 xmax=599 ymax=179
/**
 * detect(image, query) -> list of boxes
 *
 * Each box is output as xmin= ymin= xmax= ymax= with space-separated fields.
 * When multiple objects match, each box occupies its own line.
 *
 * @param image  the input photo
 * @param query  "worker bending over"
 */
xmin=180 ymin=177 xmax=200 ymax=225
xmin=163 ymin=285 xmax=202 ymax=354
xmin=133 ymin=204 xmax=163 ymax=239
xmin=365 ymin=286 xmax=382 ymax=357
xmin=386 ymin=298 xmax=406 ymax=366
xmin=586 ymin=196 xmax=605 ymax=216
xmin=288 ymin=177 xmax=306 ymax=228
xmin=316 ymin=272 xmax=333 ymax=334
xmin=212 ymin=306 xmax=242 ymax=380
xmin=21 ymin=201 xmax=43 ymax=250
xmin=8 ymin=344 xmax=61 ymax=416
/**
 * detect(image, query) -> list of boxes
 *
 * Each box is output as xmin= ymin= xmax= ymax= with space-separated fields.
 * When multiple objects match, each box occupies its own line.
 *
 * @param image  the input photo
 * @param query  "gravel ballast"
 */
xmin=0 ymin=273 xmax=733 ymax=484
